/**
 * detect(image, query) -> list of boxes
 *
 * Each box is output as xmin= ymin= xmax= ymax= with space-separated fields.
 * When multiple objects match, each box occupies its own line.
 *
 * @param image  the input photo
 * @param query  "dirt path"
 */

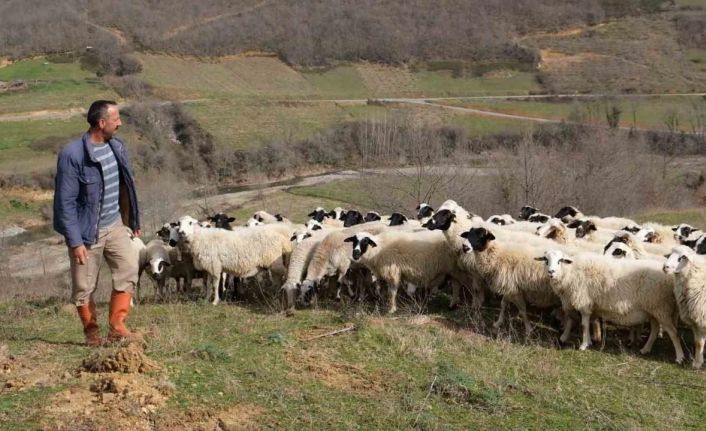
xmin=162 ymin=0 xmax=274 ymax=39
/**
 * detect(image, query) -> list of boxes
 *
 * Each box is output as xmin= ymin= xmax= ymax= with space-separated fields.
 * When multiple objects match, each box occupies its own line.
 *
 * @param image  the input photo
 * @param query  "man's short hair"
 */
xmin=87 ymin=100 xmax=118 ymax=128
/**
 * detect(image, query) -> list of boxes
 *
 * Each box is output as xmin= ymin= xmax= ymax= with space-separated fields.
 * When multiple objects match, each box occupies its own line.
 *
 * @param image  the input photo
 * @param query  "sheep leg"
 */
xmin=639 ymin=319 xmax=659 ymax=355
xmin=493 ymin=296 xmax=508 ymax=329
xmin=513 ymin=295 xmax=532 ymax=338
xmin=560 ymin=312 xmax=573 ymax=344
xmin=591 ymin=318 xmax=603 ymax=346
xmin=470 ymin=276 xmax=484 ymax=310
xmin=387 ymin=283 xmax=399 ymax=314
xmin=661 ymin=320 xmax=685 ymax=365
xmin=579 ymin=311 xmax=592 ymax=351
xmin=693 ymin=328 xmax=706 ymax=369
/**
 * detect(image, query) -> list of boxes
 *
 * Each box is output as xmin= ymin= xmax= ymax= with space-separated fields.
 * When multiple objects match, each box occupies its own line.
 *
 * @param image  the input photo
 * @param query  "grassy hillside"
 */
xmin=2 ymin=297 xmax=706 ymax=430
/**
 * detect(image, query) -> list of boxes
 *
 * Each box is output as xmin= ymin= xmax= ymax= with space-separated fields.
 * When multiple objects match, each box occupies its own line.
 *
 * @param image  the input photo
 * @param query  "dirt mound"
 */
xmin=43 ymin=372 xmax=174 ymax=431
xmin=153 ymin=404 xmax=265 ymax=430
xmin=1 ymin=343 xmax=66 ymax=393
xmin=80 ymin=342 xmax=160 ymax=374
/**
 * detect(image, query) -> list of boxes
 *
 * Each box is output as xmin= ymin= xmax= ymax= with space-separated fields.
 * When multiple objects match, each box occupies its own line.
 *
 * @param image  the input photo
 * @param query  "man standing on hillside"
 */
xmin=53 ymin=100 xmax=142 ymax=347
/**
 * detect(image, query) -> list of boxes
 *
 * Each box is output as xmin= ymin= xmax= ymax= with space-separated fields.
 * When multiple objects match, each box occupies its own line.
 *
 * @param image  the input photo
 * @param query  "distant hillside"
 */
xmin=0 ymin=0 xmax=685 ymax=66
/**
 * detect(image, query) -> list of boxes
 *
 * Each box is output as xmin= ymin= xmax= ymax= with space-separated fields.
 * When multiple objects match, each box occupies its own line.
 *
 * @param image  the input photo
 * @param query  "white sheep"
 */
xmin=345 ymin=229 xmax=467 ymax=314
xmin=663 ymin=246 xmax=706 ymax=368
xmin=460 ymin=227 xmax=561 ymax=336
xmin=281 ymin=229 xmax=332 ymax=309
xmin=138 ymin=239 xmax=172 ymax=299
xmin=487 ymin=214 xmax=516 ymax=226
xmin=298 ymin=221 xmax=390 ymax=304
xmin=536 ymin=249 xmax=684 ymax=363
xmin=177 ymin=215 xmax=291 ymax=305
xmin=673 ymin=223 xmax=702 ymax=242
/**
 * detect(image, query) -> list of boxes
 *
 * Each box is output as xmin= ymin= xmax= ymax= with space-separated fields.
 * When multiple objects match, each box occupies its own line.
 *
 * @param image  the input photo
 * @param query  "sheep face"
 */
xmin=344 ymin=234 xmax=378 ymax=261
xmin=416 ymin=203 xmax=434 ymax=220
xmin=567 ymin=219 xmax=597 ymax=239
xmin=308 ymin=207 xmax=327 ymax=222
xmin=157 ymin=223 xmax=179 ymax=246
xmin=149 ymin=258 xmax=171 ymax=278
xmin=622 ymin=225 xmax=642 ymax=234
xmin=304 ymin=219 xmax=323 ymax=231
xmin=364 ymin=211 xmax=382 ymax=222
xmin=488 ymin=216 xmax=507 ymax=226
xmin=328 ymin=207 xmax=345 ymax=221
xmin=343 ymin=210 xmax=364 ymax=227
xmin=519 ymin=205 xmax=539 ymax=220
xmin=208 ymin=213 xmax=235 ymax=230
xmin=673 ymin=224 xmax=699 ymax=240
xmin=663 ymin=246 xmax=695 ymax=274
xmin=177 ymin=215 xmax=200 ymax=240
xmin=290 ymin=230 xmax=312 ymax=244
xmin=388 ymin=213 xmax=408 ymax=226
xmin=635 ymin=227 xmax=657 ymax=243
xmin=528 ymin=213 xmax=550 ymax=223
xmin=604 ymin=242 xmax=635 ymax=259
xmin=246 ymin=218 xmax=262 ymax=227
xmin=536 ymin=219 xmax=560 ymax=239
xmin=298 ymin=280 xmax=317 ymax=306
xmin=426 ymin=209 xmax=455 ymax=231
xmin=535 ymin=250 xmax=573 ymax=280
xmin=460 ymin=227 xmax=495 ymax=253
xmin=554 ymin=206 xmax=581 ymax=223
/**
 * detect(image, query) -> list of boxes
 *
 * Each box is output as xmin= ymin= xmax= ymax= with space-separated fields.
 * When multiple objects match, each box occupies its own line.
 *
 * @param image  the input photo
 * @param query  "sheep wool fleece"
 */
xmin=70 ymin=221 xmax=139 ymax=306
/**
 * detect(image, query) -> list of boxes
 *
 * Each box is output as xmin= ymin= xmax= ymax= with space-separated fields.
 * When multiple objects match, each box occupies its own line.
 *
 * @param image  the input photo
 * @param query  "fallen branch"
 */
xmin=303 ymin=325 xmax=356 ymax=341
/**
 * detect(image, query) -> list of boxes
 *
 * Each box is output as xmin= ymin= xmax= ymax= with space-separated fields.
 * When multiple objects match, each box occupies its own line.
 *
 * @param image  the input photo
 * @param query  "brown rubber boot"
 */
xmin=76 ymin=303 xmax=103 ymax=347
xmin=107 ymin=290 xmax=143 ymax=343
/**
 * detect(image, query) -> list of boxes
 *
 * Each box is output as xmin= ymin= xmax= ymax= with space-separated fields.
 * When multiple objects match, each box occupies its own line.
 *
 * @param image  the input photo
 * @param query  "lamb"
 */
xmin=176 ymin=215 xmax=291 ymax=305
xmin=138 ymin=239 xmax=172 ymax=299
xmin=281 ymin=229 xmax=332 ymax=309
xmin=157 ymin=222 xmax=207 ymax=293
xmin=460 ymin=227 xmax=561 ymax=336
xmin=298 ymin=222 xmax=391 ymax=305
xmin=663 ymin=246 xmax=706 ymax=368
xmin=251 ymin=210 xmax=290 ymax=224
xmin=345 ymin=230 xmax=466 ymax=314
xmin=535 ymin=249 xmax=684 ymax=363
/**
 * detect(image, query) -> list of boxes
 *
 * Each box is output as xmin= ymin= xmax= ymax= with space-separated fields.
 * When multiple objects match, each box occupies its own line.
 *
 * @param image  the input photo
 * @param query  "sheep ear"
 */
xmin=307 ymin=211 xmax=316 ymax=217
xmin=421 ymin=220 xmax=430 ymax=228
xmin=672 ymin=227 xmax=678 ymax=232
xmin=275 ymin=214 xmax=284 ymax=221
xmin=163 ymin=261 xmax=171 ymax=267
xmin=415 ymin=204 xmax=421 ymax=210
xmin=560 ymin=258 xmax=573 ymax=264
xmin=487 ymin=232 xmax=496 ymax=241
xmin=460 ymin=231 xmax=469 ymax=239
xmin=343 ymin=236 xmax=356 ymax=243
xmin=312 ymin=225 xmax=322 ymax=231
xmin=290 ymin=235 xmax=297 ymax=241
xmin=534 ymin=256 xmax=547 ymax=262
xmin=567 ymin=220 xmax=580 ymax=228
xmin=170 ymin=222 xmax=178 ymax=227
xmin=304 ymin=233 xmax=312 ymax=239
xmin=227 ymin=217 xmax=235 ymax=222
xmin=368 ymin=239 xmax=378 ymax=248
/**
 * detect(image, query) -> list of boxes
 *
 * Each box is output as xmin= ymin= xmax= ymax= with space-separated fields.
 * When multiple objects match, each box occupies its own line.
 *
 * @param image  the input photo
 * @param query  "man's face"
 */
xmin=100 ymin=105 xmax=121 ymax=139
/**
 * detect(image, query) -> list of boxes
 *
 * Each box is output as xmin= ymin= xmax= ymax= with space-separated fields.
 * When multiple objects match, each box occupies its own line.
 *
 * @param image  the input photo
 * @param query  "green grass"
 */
xmin=687 ymin=49 xmax=706 ymax=73
xmin=0 ymin=57 xmax=94 ymax=82
xmin=676 ymin=0 xmax=706 ymax=8
xmin=2 ymin=297 xmax=706 ymax=429
xmin=0 ymin=79 xmax=117 ymax=115
xmin=635 ymin=208 xmax=706 ymax=229
xmin=415 ymin=70 xmax=541 ymax=97
xmin=300 ymin=65 xmax=368 ymax=99
xmin=437 ymin=96 xmax=706 ymax=132
xmin=288 ymin=180 xmax=377 ymax=210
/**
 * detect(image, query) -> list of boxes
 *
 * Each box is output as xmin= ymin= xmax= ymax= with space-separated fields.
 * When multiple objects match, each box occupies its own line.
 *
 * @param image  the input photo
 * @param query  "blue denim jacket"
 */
xmin=53 ymin=133 xmax=140 ymax=247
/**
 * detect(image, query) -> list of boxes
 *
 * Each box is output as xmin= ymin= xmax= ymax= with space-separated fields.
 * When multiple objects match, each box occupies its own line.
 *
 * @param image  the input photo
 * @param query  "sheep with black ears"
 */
xmin=663 ymin=246 xmax=706 ymax=368
xmin=535 ymin=248 xmax=684 ymax=363
xmin=176 ymin=215 xmax=291 ymax=305
xmin=298 ymin=222 xmax=390 ymax=305
xmin=487 ymin=214 xmax=516 ymax=226
xmin=460 ymin=227 xmax=561 ymax=336
xmin=282 ymin=228 xmax=334 ymax=309
xmin=344 ymin=229 xmax=466 ymax=314
xmin=138 ymin=239 xmax=172 ymax=299
xmin=673 ymin=223 xmax=702 ymax=242
xmin=416 ymin=203 xmax=435 ymax=225
xmin=682 ymin=233 xmax=706 ymax=255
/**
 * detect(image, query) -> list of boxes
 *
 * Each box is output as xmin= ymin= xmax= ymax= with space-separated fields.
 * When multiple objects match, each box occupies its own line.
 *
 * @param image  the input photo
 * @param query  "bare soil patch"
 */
xmin=80 ymin=342 xmax=160 ymax=374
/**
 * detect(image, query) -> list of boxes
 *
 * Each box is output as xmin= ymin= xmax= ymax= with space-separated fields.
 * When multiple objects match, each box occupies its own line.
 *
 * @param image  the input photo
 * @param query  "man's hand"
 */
xmin=133 ymin=228 xmax=142 ymax=238
xmin=72 ymin=245 xmax=88 ymax=265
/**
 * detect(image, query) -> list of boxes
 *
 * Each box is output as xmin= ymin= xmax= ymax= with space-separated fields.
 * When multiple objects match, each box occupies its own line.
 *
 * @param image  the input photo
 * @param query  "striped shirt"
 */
xmin=92 ymin=142 xmax=121 ymax=228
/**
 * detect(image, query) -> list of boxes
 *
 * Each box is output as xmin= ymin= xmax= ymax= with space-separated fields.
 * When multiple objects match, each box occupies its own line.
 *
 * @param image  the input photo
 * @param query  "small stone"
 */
xmin=191 ymin=383 xmax=197 ymax=387
xmin=101 ymin=393 xmax=116 ymax=403
xmin=218 ymin=392 xmax=224 ymax=397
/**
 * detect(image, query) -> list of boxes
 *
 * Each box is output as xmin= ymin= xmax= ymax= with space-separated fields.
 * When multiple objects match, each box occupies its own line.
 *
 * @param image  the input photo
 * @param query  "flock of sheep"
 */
xmin=131 ymin=201 xmax=706 ymax=368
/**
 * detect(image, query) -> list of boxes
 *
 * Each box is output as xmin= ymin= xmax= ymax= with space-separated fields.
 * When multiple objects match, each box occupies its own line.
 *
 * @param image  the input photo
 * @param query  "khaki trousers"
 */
xmin=69 ymin=221 xmax=139 ymax=306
